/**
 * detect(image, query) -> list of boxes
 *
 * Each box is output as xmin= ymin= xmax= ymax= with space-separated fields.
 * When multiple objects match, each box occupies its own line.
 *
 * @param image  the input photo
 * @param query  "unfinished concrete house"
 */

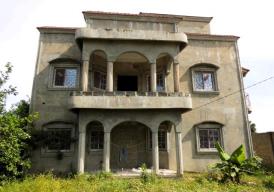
xmin=30 ymin=11 xmax=253 ymax=175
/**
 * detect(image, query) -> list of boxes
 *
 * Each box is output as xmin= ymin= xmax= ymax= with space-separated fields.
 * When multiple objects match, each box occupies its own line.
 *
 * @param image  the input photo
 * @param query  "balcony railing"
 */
xmin=70 ymin=91 xmax=190 ymax=97
xmin=68 ymin=91 xmax=192 ymax=111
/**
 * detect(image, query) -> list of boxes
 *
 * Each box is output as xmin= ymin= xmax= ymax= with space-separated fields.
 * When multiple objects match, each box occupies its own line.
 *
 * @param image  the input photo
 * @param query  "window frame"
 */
xmin=48 ymin=63 xmax=80 ymax=90
xmin=88 ymin=123 xmax=104 ymax=152
xmin=195 ymin=123 xmax=223 ymax=154
xmin=41 ymin=122 xmax=75 ymax=156
xmin=191 ymin=66 xmax=219 ymax=94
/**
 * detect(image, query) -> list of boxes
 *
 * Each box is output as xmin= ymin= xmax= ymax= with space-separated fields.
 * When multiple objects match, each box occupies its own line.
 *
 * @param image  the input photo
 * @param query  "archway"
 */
xmin=157 ymin=121 xmax=176 ymax=170
xmin=156 ymin=53 xmax=173 ymax=92
xmin=114 ymin=52 xmax=150 ymax=92
xmin=110 ymin=121 xmax=152 ymax=170
xmin=89 ymin=50 xmax=107 ymax=90
xmin=85 ymin=121 xmax=104 ymax=171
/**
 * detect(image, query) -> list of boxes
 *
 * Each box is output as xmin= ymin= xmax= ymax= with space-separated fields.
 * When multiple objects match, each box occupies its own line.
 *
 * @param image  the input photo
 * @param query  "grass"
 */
xmin=0 ymin=172 xmax=273 ymax=192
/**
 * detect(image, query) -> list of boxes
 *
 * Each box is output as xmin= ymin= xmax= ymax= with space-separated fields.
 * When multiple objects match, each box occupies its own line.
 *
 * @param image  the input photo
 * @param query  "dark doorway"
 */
xmin=117 ymin=75 xmax=138 ymax=91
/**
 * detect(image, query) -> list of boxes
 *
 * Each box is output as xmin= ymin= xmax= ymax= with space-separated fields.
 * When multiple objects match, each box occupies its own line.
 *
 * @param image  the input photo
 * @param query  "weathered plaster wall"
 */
xmin=179 ymin=39 xmax=249 ymax=171
xmin=31 ymin=29 xmax=249 ymax=173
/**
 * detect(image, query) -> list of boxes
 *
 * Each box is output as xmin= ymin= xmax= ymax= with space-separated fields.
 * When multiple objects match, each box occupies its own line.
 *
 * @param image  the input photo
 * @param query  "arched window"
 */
xmin=87 ymin=121 xmax=104 ymax=150
xmin=42 ymin=121 xmax=75 ymax=153
xmin=48 ymin=58 xmax=80 ymax=89
xmin=195 ymin=122 xmax=224 ymax=153
xmin=191 ymin=63 xmax=219 ymax=93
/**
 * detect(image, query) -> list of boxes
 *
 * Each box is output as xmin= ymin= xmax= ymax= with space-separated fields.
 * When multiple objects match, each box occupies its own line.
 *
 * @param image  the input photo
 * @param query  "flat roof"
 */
xmin=83 ymin=11 xmax=213 ymax=23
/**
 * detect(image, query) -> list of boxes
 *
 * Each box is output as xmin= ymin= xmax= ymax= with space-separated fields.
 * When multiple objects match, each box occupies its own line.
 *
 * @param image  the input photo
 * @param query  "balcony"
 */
xmin=68 ymin=91 xmax=192 ymax=111
xmin=75 ymin=28 xmax=188 ymax=44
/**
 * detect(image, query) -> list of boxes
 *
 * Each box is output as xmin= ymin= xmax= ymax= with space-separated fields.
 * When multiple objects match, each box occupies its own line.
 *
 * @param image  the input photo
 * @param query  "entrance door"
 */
xmin=117 ymin=75 xmax=138 ymax=91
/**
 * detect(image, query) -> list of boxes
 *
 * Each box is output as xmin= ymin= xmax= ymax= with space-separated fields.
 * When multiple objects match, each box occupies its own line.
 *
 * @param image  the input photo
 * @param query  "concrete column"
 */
xmin=82 ymin=60 xmax=89 ymax=92
xmin=152 ymin=131 xmax=159 ymax=174
xmin=103 ymin=132 xmax=111 ymax=172
xmin=106 ymin=61 xmax=113 ymax=92
xmin=77 ymin=131 xmax=86 ymax=174
xmin=150 ymin=62 xmax=157 ymax=92
xmin=175 ymin=132 xmax=183 ymax=176
xmin=173 ymin=62 xmax=180 ymax=92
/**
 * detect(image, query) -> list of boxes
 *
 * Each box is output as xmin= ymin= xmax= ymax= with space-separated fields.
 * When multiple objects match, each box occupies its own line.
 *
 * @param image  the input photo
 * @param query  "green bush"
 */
xmin=0 ymin=63 xmax=38 ymax=182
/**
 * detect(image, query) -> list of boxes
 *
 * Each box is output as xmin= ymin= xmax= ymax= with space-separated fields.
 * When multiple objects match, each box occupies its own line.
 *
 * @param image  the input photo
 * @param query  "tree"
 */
xmin=0 ymin=63 xmax=37 ymax=181
xmin=209 ymin=142 xmax=262 ymax=183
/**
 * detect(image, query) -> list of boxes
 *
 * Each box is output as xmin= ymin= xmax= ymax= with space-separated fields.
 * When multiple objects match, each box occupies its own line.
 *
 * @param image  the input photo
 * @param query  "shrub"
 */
xmin=209 ymin=142 xmax=262 ymax=183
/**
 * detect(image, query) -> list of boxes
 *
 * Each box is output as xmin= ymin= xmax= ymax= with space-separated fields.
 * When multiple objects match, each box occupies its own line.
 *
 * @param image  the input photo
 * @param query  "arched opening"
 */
xmin=110 ymin=121 xmax=151 ymax=170
xmin=156 ymin=121 xmax=175 ymax=170
xmin=156 ymin=53 xmax=173 ymax=92
xmin=85 ymin=121 xmax=104 ymax=171
xmin=89 ymin=50 xmax=107 ymax=91
xmin=114 ymin=52 xmax=149 ymax=92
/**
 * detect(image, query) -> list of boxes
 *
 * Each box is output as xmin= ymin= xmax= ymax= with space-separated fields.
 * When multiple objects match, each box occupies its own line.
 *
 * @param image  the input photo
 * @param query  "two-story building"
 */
xmin=30 ymin=11 xmax=253 ymax=175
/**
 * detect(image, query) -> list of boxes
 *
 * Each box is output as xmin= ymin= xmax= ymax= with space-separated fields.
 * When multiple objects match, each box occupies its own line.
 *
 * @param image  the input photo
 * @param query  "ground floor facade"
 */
xmin=30 ymin=106 xmax=251 ymax=175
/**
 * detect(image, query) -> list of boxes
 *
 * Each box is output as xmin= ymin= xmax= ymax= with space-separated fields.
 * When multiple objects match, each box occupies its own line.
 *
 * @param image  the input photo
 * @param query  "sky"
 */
xmin=0 ymin=0 xmax=273 ymax=133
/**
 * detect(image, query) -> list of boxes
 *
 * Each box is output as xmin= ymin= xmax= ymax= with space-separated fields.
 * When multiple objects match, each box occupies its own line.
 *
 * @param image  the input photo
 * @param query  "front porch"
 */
xmin=76 ymin=110 xmax=185 ymax=176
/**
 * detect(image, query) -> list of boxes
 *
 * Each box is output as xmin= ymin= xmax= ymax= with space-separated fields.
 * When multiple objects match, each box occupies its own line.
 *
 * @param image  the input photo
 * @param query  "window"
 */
xmin=191 ymin=65 xmax=218 ymax=93
xmin=46 ymin=128 xmax=72 ymax=151
xmin=94 ymin=71 xmax=106 ymax=90
xmin=148 ymin=128 xmax=167 ymax=150
xmin=90 ymin=130 xmax=104 ymax=150
xmin=195 ymin=122 xmax=223 ymax=153
xmin=54 ymin=68 xmax=78 ymax=88
xmin=147 ymin=73 xmax=165 ymax=91
xmin=41 ymin=121 xmax=75 ymax=155
xmin=89 ymin=121 xmax=104 ymax=150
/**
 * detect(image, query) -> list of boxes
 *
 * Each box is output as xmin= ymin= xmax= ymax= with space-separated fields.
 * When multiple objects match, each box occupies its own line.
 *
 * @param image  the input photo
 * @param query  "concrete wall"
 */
xmin=31 ymin=14 xmax=250 ymax=173
xmin=178 ymin=39 xmax=250 ymax=171
xmin=252 ymin=132 xmax=274 ymax=165
xmin=30 ymin=33 xmax=81 ymax=172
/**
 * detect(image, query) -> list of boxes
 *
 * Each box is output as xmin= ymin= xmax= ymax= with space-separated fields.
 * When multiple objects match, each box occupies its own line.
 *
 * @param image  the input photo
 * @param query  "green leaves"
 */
xmin=230 ymin=145 xmax=246 ymax=165
xmin=215 ymin=142 xmax=230 ymax=161
xmin=210 ymin=142 xmax=262 ymax=183
xmin=0 ymin=63 xmax=38 ymax=181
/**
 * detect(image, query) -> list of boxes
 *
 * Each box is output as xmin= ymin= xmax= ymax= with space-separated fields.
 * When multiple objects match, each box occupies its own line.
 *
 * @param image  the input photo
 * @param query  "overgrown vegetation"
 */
xmin=0 ymin=172 xmax=273 ymax=192
xmin=0 ymin=63 xmax=38 ymax=182
xmin=140 ymin=163 xmax=156 ymax=184
xmin=209 ymin=142 xmax=262 ymax=183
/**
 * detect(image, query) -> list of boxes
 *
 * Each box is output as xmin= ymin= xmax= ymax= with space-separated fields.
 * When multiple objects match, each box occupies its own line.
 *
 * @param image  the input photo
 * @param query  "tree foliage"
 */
xmin=0 ymin=63 xmax=37 ymax=181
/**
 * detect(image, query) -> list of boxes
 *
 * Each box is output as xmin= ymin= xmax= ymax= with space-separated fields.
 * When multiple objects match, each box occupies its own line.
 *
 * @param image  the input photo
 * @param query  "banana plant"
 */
xmin=211 ymin=142 xmax=261 ymax=183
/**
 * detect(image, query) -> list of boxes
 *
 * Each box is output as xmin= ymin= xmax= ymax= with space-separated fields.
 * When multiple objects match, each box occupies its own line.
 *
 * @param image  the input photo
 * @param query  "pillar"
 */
xmin=150 ymin=62 xmax=157 ymax=92
xmin=82 ymin=60 xmax=89 ymax=92
xmin=106 ymin=61 xmax=113 ymax=92
xmin=173 ymin=62 xmax=180 ymax=92
xmin=152 ymin=131 xmax=159 ymax=174
xmin=77 ymin=131 xmax=86 ymax=174
xmin=175 ymin=132 xmax=183 ymax=175
xmin=103 ymin=132 xmax=111 ymax=172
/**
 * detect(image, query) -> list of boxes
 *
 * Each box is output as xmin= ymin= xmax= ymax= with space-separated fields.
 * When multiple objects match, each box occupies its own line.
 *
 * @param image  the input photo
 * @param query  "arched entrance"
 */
xmin=85 ymin=121 xmax=104 ymax=171
xmin=114 ymin=52 xmax=149 ymax=92
xmin=110 ymin=121 xmax=152 ymax=170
